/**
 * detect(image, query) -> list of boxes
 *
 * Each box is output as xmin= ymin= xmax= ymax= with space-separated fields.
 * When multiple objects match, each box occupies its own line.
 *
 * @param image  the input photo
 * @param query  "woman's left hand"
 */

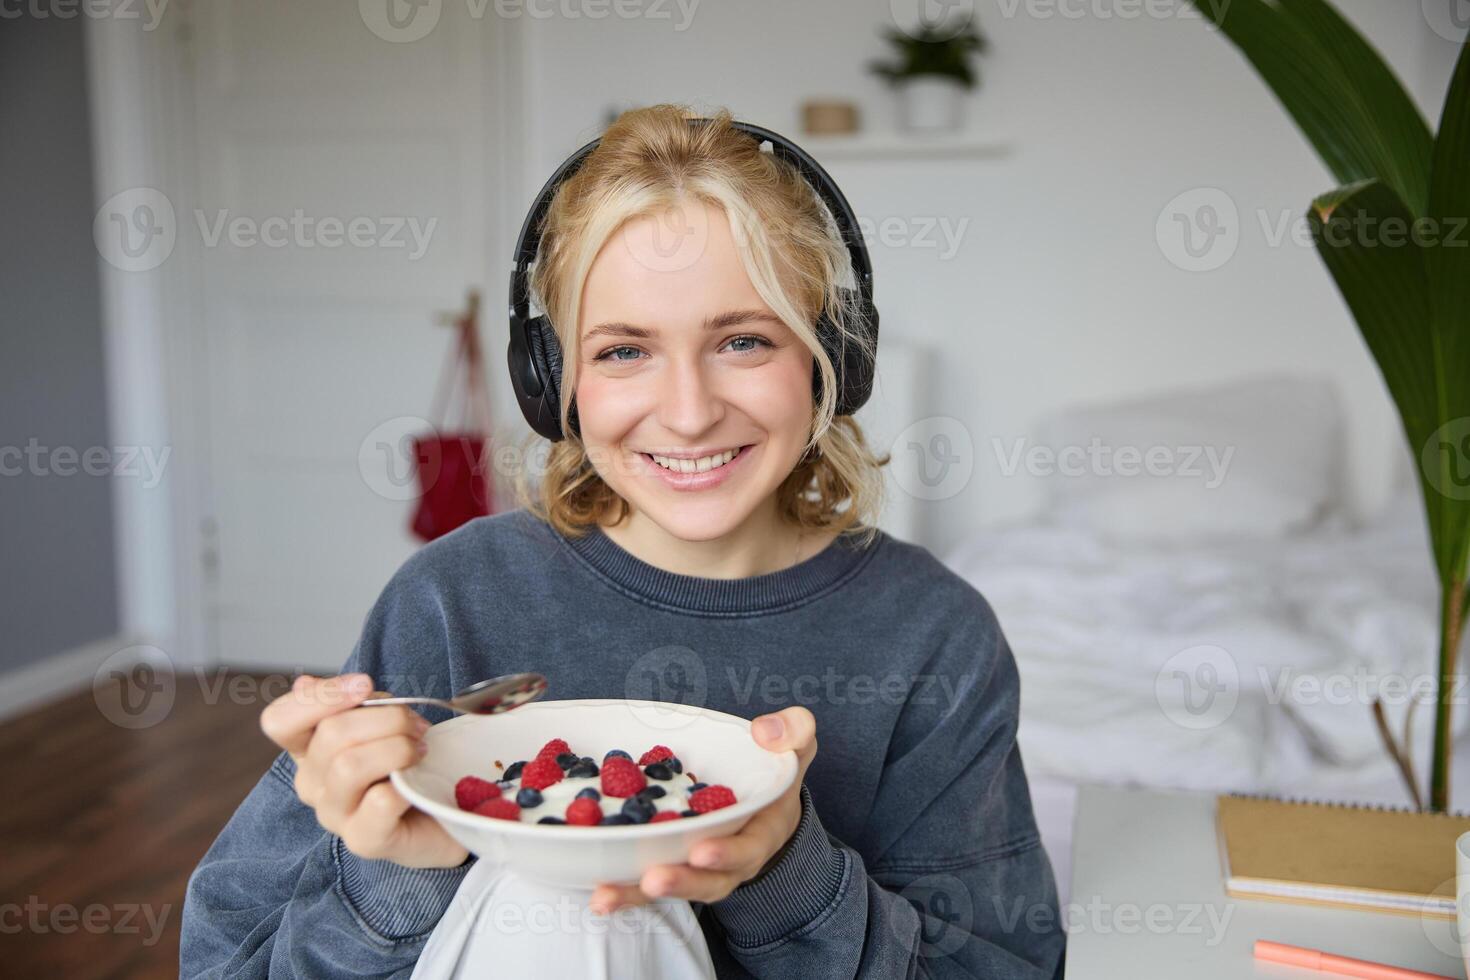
xmin=589 ymin=706 xmax=817 ymax=915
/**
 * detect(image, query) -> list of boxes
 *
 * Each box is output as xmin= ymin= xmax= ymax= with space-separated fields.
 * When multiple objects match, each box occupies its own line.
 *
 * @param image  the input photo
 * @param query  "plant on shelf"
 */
xmin=1184 ymin=0 xmax=1468 ymax=811
xmin=869 ymin=13 xmax=989 ymax=132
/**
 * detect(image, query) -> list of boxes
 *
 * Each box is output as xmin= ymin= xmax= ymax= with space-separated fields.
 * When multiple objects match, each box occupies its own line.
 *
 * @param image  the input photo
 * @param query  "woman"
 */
xmin=181 ymin=104 xmax=1066 ymax=978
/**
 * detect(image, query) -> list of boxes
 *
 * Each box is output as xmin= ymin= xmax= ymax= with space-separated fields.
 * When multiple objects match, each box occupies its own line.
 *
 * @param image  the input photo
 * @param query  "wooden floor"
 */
xmin=0 ymin=672 xmax=282 ymax=979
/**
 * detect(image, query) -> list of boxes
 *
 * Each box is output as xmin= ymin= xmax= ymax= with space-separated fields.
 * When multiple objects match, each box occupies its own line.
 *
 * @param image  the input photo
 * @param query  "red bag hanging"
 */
xmin=410 ymin=292 xmax=496 ymax=542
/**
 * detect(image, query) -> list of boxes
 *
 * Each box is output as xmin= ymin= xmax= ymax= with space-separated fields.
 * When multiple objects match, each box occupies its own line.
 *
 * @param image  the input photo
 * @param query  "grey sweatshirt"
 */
xmin=180 ymin=508 xmax=1066 ymax=978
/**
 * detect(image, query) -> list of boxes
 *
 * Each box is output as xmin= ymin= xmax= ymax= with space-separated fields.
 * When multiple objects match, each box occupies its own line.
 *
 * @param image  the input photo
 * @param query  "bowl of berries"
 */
xmin=390 ymin=698 xmax=798 ymax=888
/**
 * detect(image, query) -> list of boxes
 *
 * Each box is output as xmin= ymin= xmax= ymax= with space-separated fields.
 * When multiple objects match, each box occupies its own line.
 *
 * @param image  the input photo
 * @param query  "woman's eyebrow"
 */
xmin=583 ymin=309 xmax=780 ymax=341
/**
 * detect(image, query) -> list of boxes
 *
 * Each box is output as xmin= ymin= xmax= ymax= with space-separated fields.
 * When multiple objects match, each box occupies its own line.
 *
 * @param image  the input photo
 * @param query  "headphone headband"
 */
xmin=507 ymin=116 xmax=878 ymax=441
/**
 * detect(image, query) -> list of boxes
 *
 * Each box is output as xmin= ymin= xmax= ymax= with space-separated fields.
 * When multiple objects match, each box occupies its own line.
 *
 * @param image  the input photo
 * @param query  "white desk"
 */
xmin=1065 ymin=785 xmax=1465 ymax=978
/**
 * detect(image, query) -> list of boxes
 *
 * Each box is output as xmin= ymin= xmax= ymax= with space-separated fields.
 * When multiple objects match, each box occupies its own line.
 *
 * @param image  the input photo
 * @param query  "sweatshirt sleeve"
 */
xmin=180 ymin=560 xmax=474 ymax=978
xmin=706 ymin=593 xmax=1067 ymax=979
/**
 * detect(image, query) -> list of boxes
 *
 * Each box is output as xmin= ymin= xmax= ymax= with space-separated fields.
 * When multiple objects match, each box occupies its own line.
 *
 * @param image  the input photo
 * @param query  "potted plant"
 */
xmin=1185 ymin=0 xmax=1468 ymax=812
xmin=869 ymin=14 xmax=989 ymax=132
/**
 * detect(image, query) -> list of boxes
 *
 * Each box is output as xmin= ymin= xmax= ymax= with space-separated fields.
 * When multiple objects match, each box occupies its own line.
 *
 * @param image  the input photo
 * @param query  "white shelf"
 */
xmin=796 ymin=131 xmax=1012 ymax=162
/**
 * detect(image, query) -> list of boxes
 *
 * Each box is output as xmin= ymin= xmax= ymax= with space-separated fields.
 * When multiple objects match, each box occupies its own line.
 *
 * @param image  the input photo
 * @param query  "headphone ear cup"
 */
xmin=814 ymin=290 xmax=878 ymax=416
xmin=523 ymin=316 xmax=570 ymax=441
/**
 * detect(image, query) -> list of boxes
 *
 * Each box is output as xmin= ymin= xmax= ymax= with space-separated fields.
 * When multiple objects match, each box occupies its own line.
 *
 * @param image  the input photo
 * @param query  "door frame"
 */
xmin=85 ymin=4 xmax=529 ymax=672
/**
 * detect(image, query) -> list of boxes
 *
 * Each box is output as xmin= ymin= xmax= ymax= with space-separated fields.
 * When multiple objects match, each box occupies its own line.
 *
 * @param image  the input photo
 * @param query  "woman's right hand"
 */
xmin=260 ymin=673 xmax=469 ymax=869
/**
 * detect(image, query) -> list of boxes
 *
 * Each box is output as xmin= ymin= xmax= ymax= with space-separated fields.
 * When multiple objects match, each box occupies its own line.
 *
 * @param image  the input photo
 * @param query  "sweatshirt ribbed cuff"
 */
xmin=711 ymin=784 xmax=849 ymax=948
xmin=333 ymin=837 xmax=472 ymax=943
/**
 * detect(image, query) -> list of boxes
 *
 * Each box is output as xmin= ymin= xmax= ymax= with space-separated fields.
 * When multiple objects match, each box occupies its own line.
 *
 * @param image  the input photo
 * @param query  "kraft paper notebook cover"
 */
xmin=1215 ymin=793 xmax=1470 ymax=918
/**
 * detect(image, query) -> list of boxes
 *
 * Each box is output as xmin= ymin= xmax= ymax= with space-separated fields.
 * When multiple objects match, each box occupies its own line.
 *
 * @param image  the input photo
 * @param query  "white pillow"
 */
xmin=1036 ymin=375 xmax=1343 ymax=543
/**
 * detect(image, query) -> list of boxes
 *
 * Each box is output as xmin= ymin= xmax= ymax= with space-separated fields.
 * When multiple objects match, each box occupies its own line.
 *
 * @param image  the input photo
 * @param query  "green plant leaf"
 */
xmin=1275 ymin=0 xmax=1433 ymax=214
xmin=1186 ymin=0 xmax=1430 ymax=216
xmin=1308 ymin=180 xmax=1434 ymax=446
xmin=1426 ymin=38 xmax=1470 ymax=585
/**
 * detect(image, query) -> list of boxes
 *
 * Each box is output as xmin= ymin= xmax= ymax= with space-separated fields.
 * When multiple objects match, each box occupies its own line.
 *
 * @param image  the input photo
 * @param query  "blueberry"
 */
xmin=680 ymin=809 xmax=698 ymax=818
xmin=516 ymin=787 xmax=543 ymax=808
xmin=621 ymin=797 xmax=656 ymax=824
xmin=567 ymin=760 xmax=599 ymax=779
xmin=576 ymin=787 xmax=602 ymax=801
xmin=688 ymin=782 xmax=707 ymax=792
xmin=643 ymin=763 xmax=673 ymax=781
xmin=555 ymin=752 xmax=579 ymax=770
xmin=604 ymin=749 xmax=632 ymax=762
xmin=600 ymin=814 xmax=634 ymax=825
xmin=538 ymin=816 xmax=566 ymax=825
xmin=502 ymin=760 xmax=527 ymax=781
xmin=637 ymin=785 xmax=666 ymax=800
xmin=665 ymin=756 xmax=683 ymax=774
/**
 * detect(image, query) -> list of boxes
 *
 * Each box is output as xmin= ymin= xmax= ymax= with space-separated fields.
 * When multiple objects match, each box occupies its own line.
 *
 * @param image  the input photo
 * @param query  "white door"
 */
xmin=187 ymin=0 xmax=518 ymax=672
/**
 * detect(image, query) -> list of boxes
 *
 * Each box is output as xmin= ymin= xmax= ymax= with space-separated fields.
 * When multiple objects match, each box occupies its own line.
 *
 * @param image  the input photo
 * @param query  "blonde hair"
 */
xmin=512 ymin=104 xmax=889 ymax=545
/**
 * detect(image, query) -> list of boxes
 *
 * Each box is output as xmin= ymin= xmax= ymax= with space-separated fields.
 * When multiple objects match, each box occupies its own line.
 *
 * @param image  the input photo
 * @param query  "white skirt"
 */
xmin=410 ymin=859 xmax=717 ymax=980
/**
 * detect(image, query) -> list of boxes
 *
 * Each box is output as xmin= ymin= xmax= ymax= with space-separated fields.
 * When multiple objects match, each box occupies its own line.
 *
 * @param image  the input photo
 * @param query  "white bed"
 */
xmin=937 ymin=376 xmax=1464 ymax=904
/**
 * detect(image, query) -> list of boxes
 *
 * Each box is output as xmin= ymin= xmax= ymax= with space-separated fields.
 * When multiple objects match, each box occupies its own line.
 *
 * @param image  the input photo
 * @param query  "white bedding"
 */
xmin=943 ymin=499 xmax=1465 ymax=906
xmin=943 ymin=499 xmax=1455 ymax=801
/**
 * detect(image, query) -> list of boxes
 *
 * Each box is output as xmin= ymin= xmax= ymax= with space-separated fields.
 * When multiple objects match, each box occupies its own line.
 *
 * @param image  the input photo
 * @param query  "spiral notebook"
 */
xmin=1215 ymin=793 xmax=1470 ymax=919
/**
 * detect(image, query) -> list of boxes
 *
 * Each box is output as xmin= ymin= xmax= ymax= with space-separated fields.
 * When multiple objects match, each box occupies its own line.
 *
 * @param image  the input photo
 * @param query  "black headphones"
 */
xmin=506 ymin=117 xmax=879 ymax=442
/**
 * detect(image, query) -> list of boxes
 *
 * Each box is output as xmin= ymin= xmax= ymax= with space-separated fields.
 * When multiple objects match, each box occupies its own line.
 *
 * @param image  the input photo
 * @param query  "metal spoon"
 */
xmin=361 ymin=671 xmax=547 ymax=716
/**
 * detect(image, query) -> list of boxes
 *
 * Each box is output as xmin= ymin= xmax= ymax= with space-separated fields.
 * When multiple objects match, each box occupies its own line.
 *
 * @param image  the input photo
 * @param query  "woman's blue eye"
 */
xmin=726 ymin=335 xmax=770 ymax=354
xmin=596 ymin=346 xmax=642 ymax=362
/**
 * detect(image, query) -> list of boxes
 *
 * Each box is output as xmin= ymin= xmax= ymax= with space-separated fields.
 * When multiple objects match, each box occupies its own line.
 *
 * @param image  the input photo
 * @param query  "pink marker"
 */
xmin=1254 ymin=940 xmax=1454 ymax=980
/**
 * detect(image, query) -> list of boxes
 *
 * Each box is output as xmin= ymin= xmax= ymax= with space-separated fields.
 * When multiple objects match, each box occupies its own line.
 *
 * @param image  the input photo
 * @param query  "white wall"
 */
xmin=509 ymin=0 xmax=1463 ymax=551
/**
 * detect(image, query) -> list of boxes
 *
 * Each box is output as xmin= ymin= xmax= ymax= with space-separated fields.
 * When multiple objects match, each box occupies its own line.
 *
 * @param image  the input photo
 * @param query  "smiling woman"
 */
xmin=514 ymin=106 xmax=889 ymax=572
xmin=180 ymin=104 xmax=1065 ymax=980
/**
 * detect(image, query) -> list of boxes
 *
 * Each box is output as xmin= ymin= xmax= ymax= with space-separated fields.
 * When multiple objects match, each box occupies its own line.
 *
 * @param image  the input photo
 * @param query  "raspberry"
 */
xmin=473 ymin=798 xmax=520 ymax=821
xmin=637 ymin=745 xmax=674 ymax=765
xmin=520 ymin=756 xmax=564 ymax=791
xmin=601 ymin=762 xmax=647 ymax=798
xmin=565 ymin=797 xmax=602 ymax=826
xmin=650 ymin=810 xmax=682 ymax=823
xmin=537 ymin=738 xmax=572 ymax=759
xmin=455 ymin=776 xmax=501 ymax=811
xmin=689 ymin=785 xmax=737 ymax=813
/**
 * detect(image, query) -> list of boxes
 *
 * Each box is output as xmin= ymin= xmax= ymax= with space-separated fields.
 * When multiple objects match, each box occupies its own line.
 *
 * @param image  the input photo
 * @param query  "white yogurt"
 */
xmin=496 ymin=760 xmax=703 ymax=823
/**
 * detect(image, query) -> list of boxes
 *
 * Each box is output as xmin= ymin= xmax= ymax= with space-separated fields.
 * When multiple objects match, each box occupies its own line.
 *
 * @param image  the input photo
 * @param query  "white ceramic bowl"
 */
xmin=391 ymin=698 xmax=797 ymax=888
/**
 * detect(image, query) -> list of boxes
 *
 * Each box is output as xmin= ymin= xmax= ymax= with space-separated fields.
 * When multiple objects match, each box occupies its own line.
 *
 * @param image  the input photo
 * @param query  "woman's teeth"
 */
xmin=648 ymin=448 xmax=740 ymax=473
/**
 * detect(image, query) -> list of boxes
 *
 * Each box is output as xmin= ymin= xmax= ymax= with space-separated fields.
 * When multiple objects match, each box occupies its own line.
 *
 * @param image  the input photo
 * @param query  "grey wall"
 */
xmin=0 ymin=14 xmax=121 ymax=672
